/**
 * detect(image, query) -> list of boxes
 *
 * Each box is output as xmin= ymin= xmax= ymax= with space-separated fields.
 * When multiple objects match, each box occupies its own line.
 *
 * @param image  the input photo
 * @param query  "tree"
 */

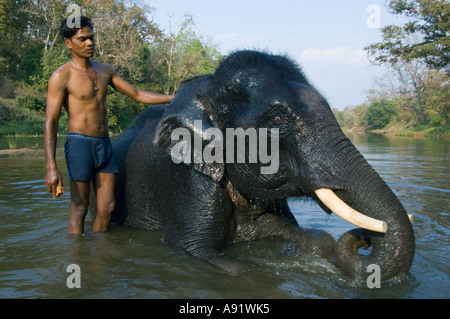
xmin=365 ymin=0 xmax=449 ymax=74
xmin=365 ymin=100 xmax=398 ymax=129
xmin=423 ymin=69 xmax=450 ymax=125
xmin=0 ymin=0 xmax=42 ymax=82
xmin=153 ymin=14 xmax=223 ymax=95
xmin=366 ymin=58 xmax=448 ymax=124
xmin=365 ymin=1 xmax=449 ymax=127
xmin=82 ymin=0 xmax=161 ymax=83
xmin=334 ymin=104 xmax=369 ymax=130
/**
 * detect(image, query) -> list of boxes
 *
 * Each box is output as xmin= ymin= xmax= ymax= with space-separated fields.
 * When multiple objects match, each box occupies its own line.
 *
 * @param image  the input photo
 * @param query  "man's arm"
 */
xmin=110 ymin=71 xmax=175 ymax=104
xmin=44 ymin=70 xmax=66 ymax=197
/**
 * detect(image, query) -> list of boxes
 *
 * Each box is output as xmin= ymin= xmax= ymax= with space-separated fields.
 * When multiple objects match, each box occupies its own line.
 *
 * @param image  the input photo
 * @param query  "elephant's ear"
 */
xmin=154 ymin=76 xmax=225 ymax=182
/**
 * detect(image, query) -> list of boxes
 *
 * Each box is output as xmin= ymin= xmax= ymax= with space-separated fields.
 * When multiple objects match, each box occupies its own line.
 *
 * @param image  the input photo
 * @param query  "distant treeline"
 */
xmin=333 ymin=60 xmax=449 ymax=137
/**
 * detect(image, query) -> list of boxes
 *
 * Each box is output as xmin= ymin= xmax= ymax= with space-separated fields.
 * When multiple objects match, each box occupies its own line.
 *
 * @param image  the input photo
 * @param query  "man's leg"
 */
xmin=69 ymin=180 xmax=91 ymax=235
xmin=93 ymin=172 xmax=116 ymax=232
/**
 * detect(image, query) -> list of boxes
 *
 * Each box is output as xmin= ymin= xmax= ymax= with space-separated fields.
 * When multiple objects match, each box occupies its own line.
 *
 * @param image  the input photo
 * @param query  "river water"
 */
xmin=0 ymin=134 xmax=448 ymax=299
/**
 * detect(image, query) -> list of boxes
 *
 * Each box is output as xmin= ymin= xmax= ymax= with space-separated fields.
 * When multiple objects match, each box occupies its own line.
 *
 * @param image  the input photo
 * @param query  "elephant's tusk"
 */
xmin=314 ymin=188 xmax=388 ymax=233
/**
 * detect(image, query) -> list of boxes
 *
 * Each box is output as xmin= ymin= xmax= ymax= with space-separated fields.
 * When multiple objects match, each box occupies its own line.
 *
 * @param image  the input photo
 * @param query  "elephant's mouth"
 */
xmin=314 ymin=188 xmax=413 ymax=233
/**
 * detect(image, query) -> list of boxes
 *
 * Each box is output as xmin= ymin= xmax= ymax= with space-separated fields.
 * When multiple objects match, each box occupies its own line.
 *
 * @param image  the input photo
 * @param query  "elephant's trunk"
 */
xmin=334 ymin=158 xmax=413 ymax=282
xmin=306 ymin=130 xmax=415 ymax=282
xmin=334 ymin=201 xmax=414 ymax=282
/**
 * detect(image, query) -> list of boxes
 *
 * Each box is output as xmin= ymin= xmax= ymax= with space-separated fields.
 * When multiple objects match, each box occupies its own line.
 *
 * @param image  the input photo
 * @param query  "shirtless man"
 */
xmin=44 ymin=17 xmax=174 ymax=235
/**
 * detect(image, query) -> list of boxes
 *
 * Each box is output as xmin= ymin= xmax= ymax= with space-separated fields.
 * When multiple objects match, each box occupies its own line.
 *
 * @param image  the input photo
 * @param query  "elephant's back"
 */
xmin=112 ymin=105 xmax=166 ymax=157
xmin=111 ymin=105 xmax=166 ymax=225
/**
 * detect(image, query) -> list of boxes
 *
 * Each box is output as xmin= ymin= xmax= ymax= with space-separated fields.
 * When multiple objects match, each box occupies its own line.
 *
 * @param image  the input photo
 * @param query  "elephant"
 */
xmin=108 ymin=50 xmax=415 ymax=283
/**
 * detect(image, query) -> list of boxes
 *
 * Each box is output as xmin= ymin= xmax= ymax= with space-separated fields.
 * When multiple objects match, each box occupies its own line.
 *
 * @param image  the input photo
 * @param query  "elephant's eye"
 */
xmin=273 ymin=116 xmax=281 ymax=123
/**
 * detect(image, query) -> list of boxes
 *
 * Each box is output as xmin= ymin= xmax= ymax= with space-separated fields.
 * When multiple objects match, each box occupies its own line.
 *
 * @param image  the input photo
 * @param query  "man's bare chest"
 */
xmin=67 ymin=71 xmax=110 ymax=101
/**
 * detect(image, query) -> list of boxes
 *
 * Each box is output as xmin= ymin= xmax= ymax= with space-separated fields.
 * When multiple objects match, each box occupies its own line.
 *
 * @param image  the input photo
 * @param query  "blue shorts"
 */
xmin=64 ymin=133 xmax=119 ymax=182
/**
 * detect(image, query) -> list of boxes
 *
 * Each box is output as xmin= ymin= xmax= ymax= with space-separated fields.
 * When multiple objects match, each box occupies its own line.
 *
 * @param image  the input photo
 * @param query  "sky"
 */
xmin=145 ymin=0 xmax=407 ymax=110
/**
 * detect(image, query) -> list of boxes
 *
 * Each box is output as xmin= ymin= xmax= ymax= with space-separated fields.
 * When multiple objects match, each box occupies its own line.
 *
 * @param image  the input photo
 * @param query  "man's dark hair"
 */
xmin=59 ymin=16 xmax=94 ymax=40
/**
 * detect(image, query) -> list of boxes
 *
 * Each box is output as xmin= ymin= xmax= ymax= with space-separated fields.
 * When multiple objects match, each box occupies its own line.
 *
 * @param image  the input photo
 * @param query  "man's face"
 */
xmin=64 ymin=26 xmax=95 ymax=58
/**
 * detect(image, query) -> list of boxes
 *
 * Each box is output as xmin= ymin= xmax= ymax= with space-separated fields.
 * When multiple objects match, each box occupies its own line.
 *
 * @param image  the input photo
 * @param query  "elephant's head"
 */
xmin=155 ymin=50 xmax=414 ymax=282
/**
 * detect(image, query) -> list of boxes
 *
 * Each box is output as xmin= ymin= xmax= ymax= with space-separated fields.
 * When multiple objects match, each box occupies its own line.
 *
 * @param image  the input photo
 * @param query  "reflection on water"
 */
xmin=0 ymin=134 xmax=449 ymax=298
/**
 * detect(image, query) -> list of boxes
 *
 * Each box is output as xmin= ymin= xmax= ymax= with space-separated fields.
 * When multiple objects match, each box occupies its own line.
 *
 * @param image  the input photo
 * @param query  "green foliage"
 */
xmin=0 ymin=76 xmax=16 ymax=98
xmin=334 ymin=104 xmax=369 ymax=129
xmin=106 ymin=89 xmax=146 ymax=133
xmin=151 ymin=14 xmax=223 ymax=95
xmin=365 ymin=0 xmax=450 ymax=74
xmin=336 ymin=93 xmax=449 ymax=136
xmin=0 ymin=98 xmax=47 ymax=135
xmin=364 ymin=1 xmax=449 ymax=136
xmin=35 ymin=43 xmax=72 ymax=92
xmin=365 ymin=100 xmax=398 ymax=129
xmin=0 ymin=0 xmax=35 ymax=80
xmin=16 ymin=95 xmax=46 ymax=112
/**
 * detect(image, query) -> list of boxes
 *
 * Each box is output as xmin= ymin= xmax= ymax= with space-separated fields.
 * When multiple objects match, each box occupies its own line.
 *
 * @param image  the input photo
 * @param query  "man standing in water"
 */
xmin=44 ymin=16 xmax=174 ymax=235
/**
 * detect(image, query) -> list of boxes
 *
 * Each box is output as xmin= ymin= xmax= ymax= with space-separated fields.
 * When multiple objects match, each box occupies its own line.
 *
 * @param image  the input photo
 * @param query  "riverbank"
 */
xmin=343 ymin=122 xmax=450 ymax=139
xmin=373 ymin=127 xmax=450 ymax=138
xmin=0 ymin=147 xmax=45 ymax=155
xmin=0 ymin=135 xmax=66 ymax=154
